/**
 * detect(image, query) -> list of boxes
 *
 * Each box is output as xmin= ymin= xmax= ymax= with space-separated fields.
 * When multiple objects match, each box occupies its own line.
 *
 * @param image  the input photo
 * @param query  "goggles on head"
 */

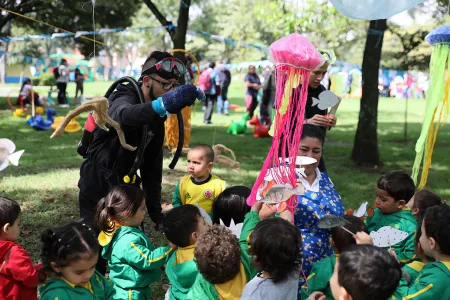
xmin=141 ymin=57 xmax=186 ymax=80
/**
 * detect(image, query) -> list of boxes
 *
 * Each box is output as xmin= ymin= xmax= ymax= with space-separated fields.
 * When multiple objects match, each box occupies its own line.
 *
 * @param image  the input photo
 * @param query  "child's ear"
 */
xmin=397 ymin=200 xmax=406 ymax=209
xmin=50 ymin=262 xmax=61 ymax=274
xmin=3 ymin=223 xmax=10 ymax=235
xmin=429 ymin=237 xmax=437 ymax=251
xmin=330 ymin=237 xmax=335 ymax=247
xmin=412 ymin=208 xmax=419 ymax=216
xmin=208 ymin=162 xmax=214 ymax=171
xmin=191 ymin=231 xmax=198 ymax=243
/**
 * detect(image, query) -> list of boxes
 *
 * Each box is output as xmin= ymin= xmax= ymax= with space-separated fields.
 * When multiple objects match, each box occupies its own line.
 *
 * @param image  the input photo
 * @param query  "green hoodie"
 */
xmin=165 ymin=245 xmax=198 ymax=300
xmin=403 ymin=261 xmax=425 ymax=286
xmin=39 ymin=270 xmax=115 ymax=300
xmin=393 ymin=261 xmax=450 ymax=299
xmin=100 ymin=226 xmax=173 ymax=300
xmin=185 ymin=211 xmax=260 ymax=300
xmin=301 ymin=254 xmax=337 ymax=300
xmin=366 ymin=207 xmax=417 ymax=266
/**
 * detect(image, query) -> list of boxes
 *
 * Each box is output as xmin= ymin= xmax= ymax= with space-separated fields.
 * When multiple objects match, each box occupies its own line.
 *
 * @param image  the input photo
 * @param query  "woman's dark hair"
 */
xmin=249 ymin=218 xmax=302 ymax=283
xmin=413 ymin=189 xmax=442 ymax=221
xmin=95 ymin=185 xmax=145 ymax=234
xmin=0 ymin=196 xmax=21 ymax=228
xmin=163 ymin=205 xmax=201 ymax=247
xmin=209 ymin=62 xmax=216 ymax=69
xmin=20 ymin=78 xmax=31 ymax=93
xmin=339 ymin=244 xmax=401 ymax=300
xmin=195 ymin=225 xmax=241 ymax=284
xmin=40 ymin=221 xmax=99 ymax=275
xmin=377 ymin=170 xmax=415 ymax=203
xmin=423 ymin=204 xmax=450 ymax=255
xmin=330 ymin=215 xmax=368 ymax=253
xmin=212 ymin=186 xmax=251 ymax=226
xmin=300 ymin=124 xmax=325 ymax=146
xmin=75 ymin=68 xmax=80 ymax=73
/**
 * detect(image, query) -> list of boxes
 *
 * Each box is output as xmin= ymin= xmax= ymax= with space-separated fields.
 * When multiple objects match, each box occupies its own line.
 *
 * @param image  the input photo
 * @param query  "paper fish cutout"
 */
xmin=312 ymin=90 xmax=340 ymax=111
xmin=317 ymin=215 xmax=351 ymax=229
xmin=194 ymin=202 xmax=212 ymax=225
xmin=0 ymin=139 xmax=25 ymax=172
xmin=370 ymin=226 xmax=409 ymax=248
xmin=261 ymin=183 xmax=305 ymax=205
xmin=220 ymin=218 xmax=243 ymax=238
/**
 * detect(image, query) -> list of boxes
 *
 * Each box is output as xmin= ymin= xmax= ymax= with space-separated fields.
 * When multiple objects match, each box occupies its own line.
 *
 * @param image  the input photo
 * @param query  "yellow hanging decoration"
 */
xmin=164 ymin=49 xmax=200 ymax=150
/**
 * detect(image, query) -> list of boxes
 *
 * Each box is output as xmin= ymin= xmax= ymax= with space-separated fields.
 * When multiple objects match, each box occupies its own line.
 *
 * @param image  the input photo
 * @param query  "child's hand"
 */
xmin=251 ymin=200 xmax=263 ymax=212
xmin=353 ymin=232 xmax=373 ymax=245
xmin=308 ymin=291 xmax=326 ymax=300
xmin=259 ymin=203 xmax=277 ymax=220
xmin=161 ymin=203 xmax=173 ymax=212
xmin=388 ymin=248 xmax=398 ymax=262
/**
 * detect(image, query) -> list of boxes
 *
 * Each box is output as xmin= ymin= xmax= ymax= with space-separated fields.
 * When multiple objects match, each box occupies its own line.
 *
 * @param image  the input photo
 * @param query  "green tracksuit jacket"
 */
xmin=366 ymin=207 xmax=417 ymax=266
xmin=185 ymin=211 xmax=260 ymax=300
xmin=301 ymin=254 xmax=338 ymax=300
xmin=100 ymin=226 xmax=173 ymax=299
xmin=39 ymin=270 xmax=115 ymax=300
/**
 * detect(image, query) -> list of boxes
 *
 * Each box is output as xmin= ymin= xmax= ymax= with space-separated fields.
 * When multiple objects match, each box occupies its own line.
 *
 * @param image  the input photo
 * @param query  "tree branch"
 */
xmin=142 ymin=0 xmax=174 ymax=38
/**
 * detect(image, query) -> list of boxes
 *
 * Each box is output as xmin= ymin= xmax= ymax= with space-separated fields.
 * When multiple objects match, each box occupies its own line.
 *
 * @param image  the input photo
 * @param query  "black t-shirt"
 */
xmin=305 ymin=84 xmax=327 ymax=119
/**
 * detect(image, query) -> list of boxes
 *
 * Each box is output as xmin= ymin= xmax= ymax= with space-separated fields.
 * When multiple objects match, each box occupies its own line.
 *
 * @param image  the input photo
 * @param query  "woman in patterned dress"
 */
xmin=295 ymin=124 xmax=344 ymax=287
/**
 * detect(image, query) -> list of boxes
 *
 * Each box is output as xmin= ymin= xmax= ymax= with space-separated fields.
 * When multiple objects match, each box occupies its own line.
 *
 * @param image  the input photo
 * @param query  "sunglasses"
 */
xmin=149 ymin=76 xmax=180 ymax=91
xmin=142 ymin=57 xmax=186 ymax=78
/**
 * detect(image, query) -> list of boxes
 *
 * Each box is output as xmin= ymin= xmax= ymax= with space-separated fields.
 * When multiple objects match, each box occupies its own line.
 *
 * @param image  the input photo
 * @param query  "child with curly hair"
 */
xmin=241 ymin=218 xmax=303 ymax=300
xmin=186 ymin=203 xmax=262 ymax=300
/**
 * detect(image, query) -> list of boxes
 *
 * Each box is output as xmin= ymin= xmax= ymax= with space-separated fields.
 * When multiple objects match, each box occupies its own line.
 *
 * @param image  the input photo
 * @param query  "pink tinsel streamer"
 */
xmin=247 ymin=67 xmax=310 ymax=211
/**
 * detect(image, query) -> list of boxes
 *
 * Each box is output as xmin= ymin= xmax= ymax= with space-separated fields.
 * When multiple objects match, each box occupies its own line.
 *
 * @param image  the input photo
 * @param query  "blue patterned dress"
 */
xmin=294 ymin=171 xmax=344 ymax=290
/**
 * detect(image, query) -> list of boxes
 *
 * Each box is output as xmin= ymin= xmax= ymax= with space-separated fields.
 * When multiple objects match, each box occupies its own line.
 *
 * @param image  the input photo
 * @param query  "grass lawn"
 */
xmin=0 ymin=80 xmax=449 ymax=297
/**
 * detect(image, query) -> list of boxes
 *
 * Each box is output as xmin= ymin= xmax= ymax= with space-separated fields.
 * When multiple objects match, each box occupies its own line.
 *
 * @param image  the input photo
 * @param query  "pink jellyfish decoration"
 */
xmin=247 ymin=34 xmax=325 ymax=216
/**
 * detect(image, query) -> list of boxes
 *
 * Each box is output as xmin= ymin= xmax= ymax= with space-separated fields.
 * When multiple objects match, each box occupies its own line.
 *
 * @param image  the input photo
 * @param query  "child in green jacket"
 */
xmin=309 ymin=243 xmax=402 ymax=300
xmin=394 ymin=204 xmax=450 ymax=299
xmin=186 ymin=206 xmax=262 ymax=300
xmin=162 ymin=205 xmax=208 ymax=300
xmin=96 ymin=185 xmax=174 ymax=300
xmin=366 ymin=171 xmax=417 ymax=266
xmin=301 ymin=215 xmax=368 ymax=300
xmin=39 ymin=221 xmax=115 ymax=300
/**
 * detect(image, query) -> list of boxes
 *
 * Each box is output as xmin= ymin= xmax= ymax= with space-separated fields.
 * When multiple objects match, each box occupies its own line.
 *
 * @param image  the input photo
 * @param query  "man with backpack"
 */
xmin=198 ymin=62 xmax=220 ymax=124
xmin=54 ymin=59 xmax=70 ymax=107
xmin=216 ymin=61 xmax=232 ymax=115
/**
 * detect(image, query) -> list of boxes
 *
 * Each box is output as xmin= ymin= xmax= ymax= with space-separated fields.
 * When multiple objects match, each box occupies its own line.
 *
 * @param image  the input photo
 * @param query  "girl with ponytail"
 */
xmin=95 ymin=185 xmax=174 ymax=300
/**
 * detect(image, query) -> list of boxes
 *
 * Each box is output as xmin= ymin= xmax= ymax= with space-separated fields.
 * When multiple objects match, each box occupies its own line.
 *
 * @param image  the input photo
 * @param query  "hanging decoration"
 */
xmin=247 ymin=34 xmax=325 ymax=215
xmin=412 ymin=26 xmax=450 ymax=188
xmin=329 ymin=0 xmax=425 ymax=20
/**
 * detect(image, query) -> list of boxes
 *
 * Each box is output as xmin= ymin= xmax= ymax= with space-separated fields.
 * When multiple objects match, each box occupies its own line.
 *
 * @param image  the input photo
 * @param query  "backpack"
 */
xmin=198 ymin=69 xmax=212 ymax=91
xmin=53 ymin=66 xmax=60 ymax=79
xmin=218 ymin=68 xmax=231 ymax=86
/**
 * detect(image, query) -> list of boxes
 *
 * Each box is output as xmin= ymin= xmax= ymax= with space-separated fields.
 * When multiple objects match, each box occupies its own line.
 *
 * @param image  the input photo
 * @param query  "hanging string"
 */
xmin=92 ymin=0 xmax=96 ymax=61
xmin=0 ymin=6 xmax=126 ymax=53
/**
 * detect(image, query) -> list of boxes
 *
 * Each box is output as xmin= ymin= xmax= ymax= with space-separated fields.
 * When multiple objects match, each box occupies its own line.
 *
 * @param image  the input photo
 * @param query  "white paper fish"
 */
xmin=261 ymin=183 xmax=305 ymax=204
xmin=370 ymin=226 xmax=409 ymax=248
xmin=353 ymin=202 xmax=368 ymax=218
xmin=0 ymin=139 xmax=24 ymax=172
xmin=194 ymin=202 xmax=212 ymax=225
xmin=220 ymin=219 xmax=243 ymax=238
xmin=312 ymin=90 xmax=340 ymax=111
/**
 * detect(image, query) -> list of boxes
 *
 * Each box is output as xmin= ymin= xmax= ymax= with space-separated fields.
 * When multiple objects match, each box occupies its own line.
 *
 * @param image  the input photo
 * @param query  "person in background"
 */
xmin=261 ymin=67 xmax=275 ymax=124
xmin=56 ymin=59 xmax=70 ymax=108
xmin=16 ymin=78 xmax=41 ymax=107
xmin=199 ymin=62 xmax=220 ymax=124
xmin=244 ymin=65 xmax=261 ymax=118
xmin=74 ymin=68 xmax=85 ymax=105
xmin=216 ymin=61 xmax=232 ymax=115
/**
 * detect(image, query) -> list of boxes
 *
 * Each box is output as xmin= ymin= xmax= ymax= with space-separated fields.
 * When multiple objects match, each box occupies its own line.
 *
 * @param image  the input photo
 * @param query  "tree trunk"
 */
xmin=351 ymin=19 xmax=387 ymax=167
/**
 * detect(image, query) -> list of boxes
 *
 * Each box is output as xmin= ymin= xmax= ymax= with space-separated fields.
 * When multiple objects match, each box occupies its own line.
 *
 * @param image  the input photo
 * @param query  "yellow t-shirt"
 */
xmin=179 ymin=174 xmax=226 ymax=214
